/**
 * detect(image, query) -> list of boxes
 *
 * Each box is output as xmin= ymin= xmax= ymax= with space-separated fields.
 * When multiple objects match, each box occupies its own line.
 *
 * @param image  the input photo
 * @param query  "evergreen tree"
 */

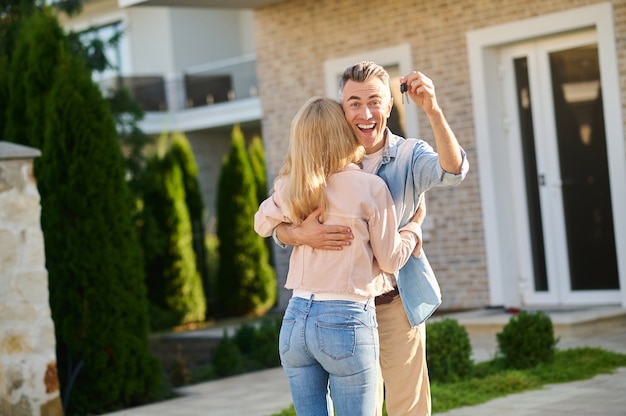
xmin=0 ymin=1 xmax=38 ymax=58
xmin=4 ymin=8 xmax=65 ymax=149
xmin=1 ymin=1 xmax=83 ymax=133
xmin=141 ymin=134 xmax=207 ymax=329
xmin=0 ymin=56 xmax=8 ymax=133
xmin=247 ymin=133 xmax=275 ymax=268
xmin=216 ymin=125 xmax=276 ymax=316
xmin=169 ymin=133 xmax=212 ymax=316
xmin=108 ymin=86 xmax=152 ymax=197
xmin=247 ymin=134 xmax=268 ymax=205
xmin=22 ymin=12 xmax=161 ymax=414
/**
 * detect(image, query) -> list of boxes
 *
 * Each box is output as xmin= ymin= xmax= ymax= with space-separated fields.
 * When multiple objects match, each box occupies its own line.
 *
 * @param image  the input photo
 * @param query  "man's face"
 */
xmin=340 ymin=78 xmax=393 ymax=154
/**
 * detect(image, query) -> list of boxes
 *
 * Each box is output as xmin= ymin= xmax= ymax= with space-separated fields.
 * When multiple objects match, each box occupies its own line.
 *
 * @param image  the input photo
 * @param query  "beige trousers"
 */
xmin=375 ymin=296 xmax=431 ymax=416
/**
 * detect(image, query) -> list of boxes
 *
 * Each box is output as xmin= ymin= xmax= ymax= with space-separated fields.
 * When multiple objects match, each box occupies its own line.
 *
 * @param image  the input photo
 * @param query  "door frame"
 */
xmin=467 ymin=2 xmax=626 ymax=308
xmin=500 ymin=31 xmax=621 ymax=305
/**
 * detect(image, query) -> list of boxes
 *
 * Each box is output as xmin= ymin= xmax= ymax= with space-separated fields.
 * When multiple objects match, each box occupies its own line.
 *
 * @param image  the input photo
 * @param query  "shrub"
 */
xmin=234 ymin=322 xmax=257 ymax=355
xmin=426 ymin=318 xmax=473 ymax=383
xmin=205 ymin=317 xmax=280 ymax=382
xmin=211 ymin=329 xmax=243 ymax=377
xmin=232 ymin=317 xmax=280 ymax=368
xmin=496 ymin=310 xmax=558 ymax=369
xmin=251 ymin=317 xmax=281 ymax=368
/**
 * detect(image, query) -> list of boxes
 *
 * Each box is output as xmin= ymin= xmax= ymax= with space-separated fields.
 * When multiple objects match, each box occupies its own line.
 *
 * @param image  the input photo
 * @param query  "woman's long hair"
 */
xmin=277 ymin=97 xmax=364 ymax=225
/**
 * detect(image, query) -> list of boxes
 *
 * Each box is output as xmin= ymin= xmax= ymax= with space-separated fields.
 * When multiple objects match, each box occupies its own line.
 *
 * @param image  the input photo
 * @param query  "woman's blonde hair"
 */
xmin=278 ymin=96 xmax=364 ymax=224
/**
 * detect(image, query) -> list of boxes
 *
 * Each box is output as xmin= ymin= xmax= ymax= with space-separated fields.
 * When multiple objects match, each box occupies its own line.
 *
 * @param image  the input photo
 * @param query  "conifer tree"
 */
xmin=216 ymin=125 xmax=276 ymax=316
xmin=169 ymin=133 xmax=212 ymax=316
xmin=1 ymin=1 xmax=83 ymax=134
xmin=141 ymin=134 xmax=207 ymax=329
xmin=0 ymin=56 xmax=8 ymax=133
xmin=4 ymin=9 xmax=64 ymax=149
xmin=247 ymin=133 xmax=275 ymax=268
xmin=17 ymin=11 xmax=161 ymax=414
xmin=247 ymin=134 xmax=268 ymax=205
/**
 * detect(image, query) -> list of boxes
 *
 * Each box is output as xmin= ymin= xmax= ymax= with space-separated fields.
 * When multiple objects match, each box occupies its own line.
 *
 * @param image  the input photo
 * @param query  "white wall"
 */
xmin=60 ymin=1 xmax=256 ymax=75
xmin=127 ymin=7 xmax=175 ymax=73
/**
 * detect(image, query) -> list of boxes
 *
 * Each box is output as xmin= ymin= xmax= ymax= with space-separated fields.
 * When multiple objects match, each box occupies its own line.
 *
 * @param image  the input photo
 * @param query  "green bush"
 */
xmin=207 ymin=317 xmax=280 ymax=381
xmin=496 ymin=310 xmax=558 ymax=369
xmin=233 ymin=322 xmax=257 ymax=355
xmin=251 ymin=317 xmax=281 ymax=368
xmin=426 ymin=318 xmax=473 ymax=383
xmin=211 ymin=329 xmax=243 ymax=378
xmin=232 ymin=317 xmax=280 ymax=368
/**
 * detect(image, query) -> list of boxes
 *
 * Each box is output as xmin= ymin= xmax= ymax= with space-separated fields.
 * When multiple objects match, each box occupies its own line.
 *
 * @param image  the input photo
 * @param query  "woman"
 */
xmin=254 ymin=97 xmax=421 ymax=416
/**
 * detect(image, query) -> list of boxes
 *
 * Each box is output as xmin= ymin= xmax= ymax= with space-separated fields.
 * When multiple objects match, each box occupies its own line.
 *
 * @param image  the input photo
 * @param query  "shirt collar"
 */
xmin=381 ymin=127 xmax=401 ymax=165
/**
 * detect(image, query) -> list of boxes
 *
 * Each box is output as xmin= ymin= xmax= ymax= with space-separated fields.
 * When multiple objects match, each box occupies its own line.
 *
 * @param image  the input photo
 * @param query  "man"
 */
xmin=275 ymin=61 xmax=468 ymax=415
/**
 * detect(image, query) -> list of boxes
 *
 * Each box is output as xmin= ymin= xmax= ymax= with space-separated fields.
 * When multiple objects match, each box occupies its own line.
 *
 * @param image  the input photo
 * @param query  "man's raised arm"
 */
xmin=401 ymin=71 xmax=464 ymax=174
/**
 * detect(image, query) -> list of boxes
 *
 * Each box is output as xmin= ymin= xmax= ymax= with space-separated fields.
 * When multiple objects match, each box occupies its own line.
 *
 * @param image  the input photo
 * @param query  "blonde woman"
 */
xmin=254 ymin=97 xmax=421 ymax=416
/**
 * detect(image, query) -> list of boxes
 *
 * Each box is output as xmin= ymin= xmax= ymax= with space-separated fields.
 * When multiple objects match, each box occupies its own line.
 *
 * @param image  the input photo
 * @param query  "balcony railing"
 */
xmin=98 ymin=54 xmax=258 ymax=113
xmin=116 ymin=76 xmax=167 ymax=111
xmin=184 ymin=53 xmax=258 ymax=108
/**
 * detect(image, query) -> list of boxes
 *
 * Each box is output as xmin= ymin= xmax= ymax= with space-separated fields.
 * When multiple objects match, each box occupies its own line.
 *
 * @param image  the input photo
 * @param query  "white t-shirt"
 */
xmin=360 ymin=147 xmax=384 ymax=174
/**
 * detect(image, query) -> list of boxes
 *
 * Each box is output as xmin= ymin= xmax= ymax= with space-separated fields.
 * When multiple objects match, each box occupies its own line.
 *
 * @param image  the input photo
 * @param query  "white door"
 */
xmin=500 ymin=30 xmax=621 ymax=305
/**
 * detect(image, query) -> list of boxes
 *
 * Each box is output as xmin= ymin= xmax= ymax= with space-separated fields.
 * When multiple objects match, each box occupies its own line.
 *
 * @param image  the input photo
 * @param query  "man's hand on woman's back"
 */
xmin=276 ymin=207 xmax=354 ymax=250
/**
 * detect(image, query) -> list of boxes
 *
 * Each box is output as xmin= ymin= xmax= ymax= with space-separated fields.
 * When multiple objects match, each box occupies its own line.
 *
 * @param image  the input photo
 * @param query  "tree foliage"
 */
xmin=2 ymin=8 xmax=161 ymax=414
xmin=4 ymin=7 xmax=64 ymax=149
xmin=216 ymin=125 xmax=276 ymax=316
xmin=247 ymin=134 xmax=268 ymax=205
xmin=140 ymin=133 xmax=207 ymax=329
xmin=1 ymin=1 xmax=82 ymax=58
xmin=170 ymin=133 xmax=212 ymax=316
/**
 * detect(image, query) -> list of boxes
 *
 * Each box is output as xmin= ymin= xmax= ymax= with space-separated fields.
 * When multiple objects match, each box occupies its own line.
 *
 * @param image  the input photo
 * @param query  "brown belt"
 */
xmin=374 ymin=287 xmax=399 ymax=306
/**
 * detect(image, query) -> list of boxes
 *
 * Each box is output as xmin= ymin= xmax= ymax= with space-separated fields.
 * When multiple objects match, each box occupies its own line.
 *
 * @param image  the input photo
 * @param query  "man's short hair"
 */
xmin=338 ymin=61 xmax=391 ymax=101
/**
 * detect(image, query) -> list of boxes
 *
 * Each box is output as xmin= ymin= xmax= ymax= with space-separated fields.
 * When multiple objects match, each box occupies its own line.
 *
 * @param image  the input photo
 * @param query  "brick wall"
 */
xmin=253 ymin=0 xmax=626 ymax=311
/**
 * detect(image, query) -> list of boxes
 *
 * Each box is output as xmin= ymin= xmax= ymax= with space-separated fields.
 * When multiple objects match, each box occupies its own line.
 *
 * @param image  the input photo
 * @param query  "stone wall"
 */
xmin=0 ymin=142 xmax=63 ymax=416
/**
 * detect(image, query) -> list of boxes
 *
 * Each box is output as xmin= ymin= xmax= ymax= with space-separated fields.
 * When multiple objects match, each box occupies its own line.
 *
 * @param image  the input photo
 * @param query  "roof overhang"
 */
xmin=118 ymin=0 xmax=285 ymax=8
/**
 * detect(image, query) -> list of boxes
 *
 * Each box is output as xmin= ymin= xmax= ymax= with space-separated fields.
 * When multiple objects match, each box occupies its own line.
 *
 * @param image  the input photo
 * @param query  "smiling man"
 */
xmin=276 ymin=61 xmax=469 ymax=416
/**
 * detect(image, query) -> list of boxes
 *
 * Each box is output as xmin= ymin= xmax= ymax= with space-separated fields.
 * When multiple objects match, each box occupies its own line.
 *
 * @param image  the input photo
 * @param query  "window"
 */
xmin=77 ymin=21 xmax=127 ymax=83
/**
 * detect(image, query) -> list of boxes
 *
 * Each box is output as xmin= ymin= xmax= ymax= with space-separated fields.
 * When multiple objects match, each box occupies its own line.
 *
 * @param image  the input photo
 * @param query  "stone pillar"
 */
xmin=0 ymin=142 xmax=63 ymax=416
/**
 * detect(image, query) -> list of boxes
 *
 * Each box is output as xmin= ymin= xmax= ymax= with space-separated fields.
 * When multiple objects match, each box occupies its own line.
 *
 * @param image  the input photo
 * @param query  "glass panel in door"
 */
xmin=513 ymin=57 xmax=549 ymax=292
xmin=548 ymin=45 xmax=619 ymax=290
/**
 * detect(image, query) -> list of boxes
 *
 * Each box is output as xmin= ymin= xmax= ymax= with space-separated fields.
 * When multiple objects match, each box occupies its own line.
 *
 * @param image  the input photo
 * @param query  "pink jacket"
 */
xmin=254 ymin=164 xmax=420 ymax=298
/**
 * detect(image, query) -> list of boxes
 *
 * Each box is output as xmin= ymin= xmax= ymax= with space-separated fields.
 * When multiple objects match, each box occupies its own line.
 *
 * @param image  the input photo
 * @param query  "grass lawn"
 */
xmin=270 ymin=347 xmax=626 ymax=415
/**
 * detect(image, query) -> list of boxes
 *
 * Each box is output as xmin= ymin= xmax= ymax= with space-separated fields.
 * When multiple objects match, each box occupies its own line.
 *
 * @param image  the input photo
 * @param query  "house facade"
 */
xmin=59 ymin=0 xmax=264 ymax=231
xmin=114 ymin=0 xmax=626 ymax=314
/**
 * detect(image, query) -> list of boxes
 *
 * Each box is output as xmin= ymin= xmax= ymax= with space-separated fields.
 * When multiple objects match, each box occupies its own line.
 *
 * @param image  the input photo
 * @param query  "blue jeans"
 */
xmin=279 ymin=296 xmax=379 ymax=416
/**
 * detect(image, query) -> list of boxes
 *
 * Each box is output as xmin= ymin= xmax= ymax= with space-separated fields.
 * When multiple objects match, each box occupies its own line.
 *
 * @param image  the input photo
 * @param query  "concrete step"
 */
xmin=433 ymin=305 xmax=626 ymax=338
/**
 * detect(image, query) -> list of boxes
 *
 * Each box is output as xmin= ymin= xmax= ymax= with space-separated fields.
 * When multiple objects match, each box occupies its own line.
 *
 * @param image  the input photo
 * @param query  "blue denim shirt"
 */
xmin=377 ymin=128 xmax=468 ymax=326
